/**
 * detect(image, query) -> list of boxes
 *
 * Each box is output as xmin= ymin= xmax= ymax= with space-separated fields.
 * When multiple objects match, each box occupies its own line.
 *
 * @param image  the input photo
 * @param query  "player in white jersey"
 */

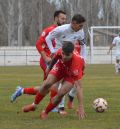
xmin=108 ymin=32 xmax=120 ymax=73
xmin=46 ymin=14 xmax=86 ymax=113
xmin=46 ymin=22 xmax=86 ymax=58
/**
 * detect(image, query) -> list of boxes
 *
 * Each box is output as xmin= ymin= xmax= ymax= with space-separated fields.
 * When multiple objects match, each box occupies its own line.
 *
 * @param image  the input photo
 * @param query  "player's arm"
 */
xmin=80 ymin=43 xmax=86 ymax=61
xmin=46 ymin=27 xmax=61 ymax=54
xmin=75 ymin=79 xmax=86 ymax=119
xmin=48 ymin=56 xmax=58 ymax=70
xmin=45 ymin=51 xmax=59 ymax=76
xmin=78 ymin=30 xmax=87 ymax=61
xmin=36 ymin=32 xmax=51 ymax=64
xmin=107 ymin=44 xmax=115 ymax=54
xmin=107 ymin=37 xmax=116 ymax=54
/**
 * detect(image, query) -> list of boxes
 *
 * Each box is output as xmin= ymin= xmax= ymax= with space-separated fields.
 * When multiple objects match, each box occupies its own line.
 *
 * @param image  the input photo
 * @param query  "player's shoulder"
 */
xmin=47 ymin=24 xmax=57 ymax=30
xmin=78 ymin=28 xmax=85 ymax=35
xmin=114 ymin=36 xmax=119 ymax=40
xmin=117 ymin=36 xmax=120 ymax=39
xmin=74 ymin=29 xmax=85 ymax=40
xmin=73 ymin=53 xmax=84 ymax=62
xmin=55 ymin=24 xmax=70 ymax=31
xmin=42 ymin=24 xmax=57 ymax=34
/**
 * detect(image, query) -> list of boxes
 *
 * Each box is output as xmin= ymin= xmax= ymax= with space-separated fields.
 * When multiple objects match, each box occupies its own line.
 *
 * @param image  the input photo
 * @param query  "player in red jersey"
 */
xmin=36 ymin=10 xmax=66 ymax=80
xmin=22 ymin=42 xmax=86 ymax=120
xmin=67 ymin=40 xmax=81 ymax=108
xmin=45 ymin=14 xmax=87 ymax=110
xmin=10 ymin=10 xmax=67 ymax=102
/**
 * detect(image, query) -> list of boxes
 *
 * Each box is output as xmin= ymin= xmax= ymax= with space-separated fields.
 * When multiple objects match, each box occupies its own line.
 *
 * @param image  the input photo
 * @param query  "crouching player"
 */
xmin=21 ymin=41 xmax=86 ymax=120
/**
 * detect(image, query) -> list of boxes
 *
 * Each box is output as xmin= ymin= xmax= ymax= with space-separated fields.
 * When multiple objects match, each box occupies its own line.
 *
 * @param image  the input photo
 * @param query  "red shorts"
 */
xmin=49 ymin=62 xmax=76 ymax=84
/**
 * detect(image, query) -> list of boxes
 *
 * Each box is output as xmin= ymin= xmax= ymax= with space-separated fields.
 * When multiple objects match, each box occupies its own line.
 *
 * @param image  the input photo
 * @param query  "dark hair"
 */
xmin=54 ymin=10 xmax=66 ymax=19
xmin=62 ymin=41 xmax=74 ymax=54
xmin=72 ymin=14 xmax=86 ymax=24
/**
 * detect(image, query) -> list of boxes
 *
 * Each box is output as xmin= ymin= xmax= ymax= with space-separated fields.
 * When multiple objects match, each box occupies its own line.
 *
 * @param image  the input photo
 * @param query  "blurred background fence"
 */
xmin=0 ymin=46 xmax=116 ymax=66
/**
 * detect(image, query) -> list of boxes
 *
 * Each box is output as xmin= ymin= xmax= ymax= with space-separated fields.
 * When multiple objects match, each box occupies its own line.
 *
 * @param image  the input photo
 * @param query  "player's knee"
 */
xmin=43 ymin=82 xmax=51 ymax=90
xmin=57 ymin=92 xmax=64 ymax=100
xmin=42 ymin=80 xmax=51 ymax=90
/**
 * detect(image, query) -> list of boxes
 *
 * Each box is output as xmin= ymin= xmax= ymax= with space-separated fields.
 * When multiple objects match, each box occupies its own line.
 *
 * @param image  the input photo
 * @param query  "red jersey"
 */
xmin=53 ymin=48 xmax=85 ymax=81
xmin=36 ymin=24 xmax=57 ymax=57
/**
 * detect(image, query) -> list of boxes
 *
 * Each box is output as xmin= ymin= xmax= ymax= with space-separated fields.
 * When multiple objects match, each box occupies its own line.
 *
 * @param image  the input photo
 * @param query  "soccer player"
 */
xmin=67 ymin=40 xmax=83 ymax=109
xmin=36 ymin=10 xmax=66 ymax=80
xmin=22 ymin=42 xmax=86 ymax=120
xmin=10 ymin=10 xmax=67 ymax=114
xmin=10 ymin=10 xmax=66 ymax=100
xmin=45 ymin=14 xmax=86 ymax=110
xmin=107 ymin=32 xmax=120 ymax=73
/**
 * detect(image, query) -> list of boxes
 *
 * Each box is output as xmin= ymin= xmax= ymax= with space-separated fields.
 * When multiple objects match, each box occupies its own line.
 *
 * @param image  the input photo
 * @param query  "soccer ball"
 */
xmin=92 ymin=98 xmax=108 ymax=113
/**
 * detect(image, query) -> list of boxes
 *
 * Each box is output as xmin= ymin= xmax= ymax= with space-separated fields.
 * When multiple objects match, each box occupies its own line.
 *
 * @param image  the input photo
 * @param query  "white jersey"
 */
xmin=45 ymin=24 xmax=86 ymax=60
xmin=112 ymin=36 xmax=120 ymax=55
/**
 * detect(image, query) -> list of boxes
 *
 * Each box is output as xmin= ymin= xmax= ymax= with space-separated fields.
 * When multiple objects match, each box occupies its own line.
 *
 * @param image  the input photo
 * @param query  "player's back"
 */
xmin=68 ymin=53 xmax=85 ymax=80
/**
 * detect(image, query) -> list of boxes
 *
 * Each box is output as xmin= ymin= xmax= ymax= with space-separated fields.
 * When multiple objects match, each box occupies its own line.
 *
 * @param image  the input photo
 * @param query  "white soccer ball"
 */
xmin=92 ymin=98 xmax=108 ymax=113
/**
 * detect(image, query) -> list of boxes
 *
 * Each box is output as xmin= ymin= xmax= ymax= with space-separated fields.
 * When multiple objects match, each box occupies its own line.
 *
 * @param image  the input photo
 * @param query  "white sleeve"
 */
xmin=80 ymin=44 xmax=86 ymax=62
xmin=46 ymin=34 xmax=56 ymax=53
xmin=112 ymin=38 xmax=116 ymax=45
xmin=78 ymin=29 xmax=86 ymax=45
xmin=45 ymin=27 xmax=62 ymax=54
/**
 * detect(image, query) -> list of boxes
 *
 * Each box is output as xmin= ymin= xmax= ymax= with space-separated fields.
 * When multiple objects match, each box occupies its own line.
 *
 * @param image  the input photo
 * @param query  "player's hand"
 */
xmin=45 ymin=57 xmax=52 ymax=65
xmin=76 ymin=105 xmax=87 ymax=119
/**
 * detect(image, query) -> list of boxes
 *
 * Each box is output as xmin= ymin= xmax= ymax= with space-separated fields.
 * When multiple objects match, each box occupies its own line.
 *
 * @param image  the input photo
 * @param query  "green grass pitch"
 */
xmin=0 ymin=64 xmax=120 ymax=129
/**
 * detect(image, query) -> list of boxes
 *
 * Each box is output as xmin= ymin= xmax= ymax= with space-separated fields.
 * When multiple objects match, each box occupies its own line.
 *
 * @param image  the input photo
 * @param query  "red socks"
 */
xmin=44 ymin=89 xmax=58 ymax=114
xmin=45 ymin=102 xmax=56 ymax=114
xmin=34 ymin=92 xmax=45 ymax=105
xmin=50 ymin=89 xmax=58 ymax=101
xmin=23 ymin=87 xmax=38 ymax=95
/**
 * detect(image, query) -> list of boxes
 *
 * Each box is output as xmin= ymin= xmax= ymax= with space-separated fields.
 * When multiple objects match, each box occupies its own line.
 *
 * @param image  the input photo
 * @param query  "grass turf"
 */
xmin=0 ymin=64 xmax=120 ymax=129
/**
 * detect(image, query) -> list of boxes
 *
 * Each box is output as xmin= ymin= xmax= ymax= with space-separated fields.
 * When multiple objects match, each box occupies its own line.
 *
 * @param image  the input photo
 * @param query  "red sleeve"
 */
xmin=74 ymin=58 xmax=85 ymax=81
xmin=36 ymin=25 xmax=57 ymax=53
xmin=36 ymin=29 xmax=48 ymax=53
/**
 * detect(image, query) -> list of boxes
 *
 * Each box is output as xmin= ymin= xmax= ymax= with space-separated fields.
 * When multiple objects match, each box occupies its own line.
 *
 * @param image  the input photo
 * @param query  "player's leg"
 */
xmin=50 ymin=83 xmax=59 ymax=101
xmin=57 ymin=83 xmax=67 ymax=115
xmin=115 ymin=57 xmax=120 ymax=73
xmin=40 ymin=81 xmax=73 ymax=119
xmin=67 ymin=86 xmax=76 ymax=109
xmin=116 ymin=55 xmax=120 ymax=73
xmin=58 ymin=95 xmax=66 ymax=114
xmin=58 ymin=87 xmax=77 ymax=111
xmin=50 ymin=81 xmax=67 ymax=115
xmin=10 ymin=86 xmax=39 ymax=102
xmin=49 ymin=82 xmax=59 ymax=112
xmin=118 ymin=59 xmax=120 ymax=73
xmin=40 ymin=57 xmax=47 ymax=80
xmin=41 ymin=56 xmax=60 ymax=113
xmin=10 ymin=57 xmax=47 ymax=102
xmin=22 ymin=74 xmax=58 ymax=112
